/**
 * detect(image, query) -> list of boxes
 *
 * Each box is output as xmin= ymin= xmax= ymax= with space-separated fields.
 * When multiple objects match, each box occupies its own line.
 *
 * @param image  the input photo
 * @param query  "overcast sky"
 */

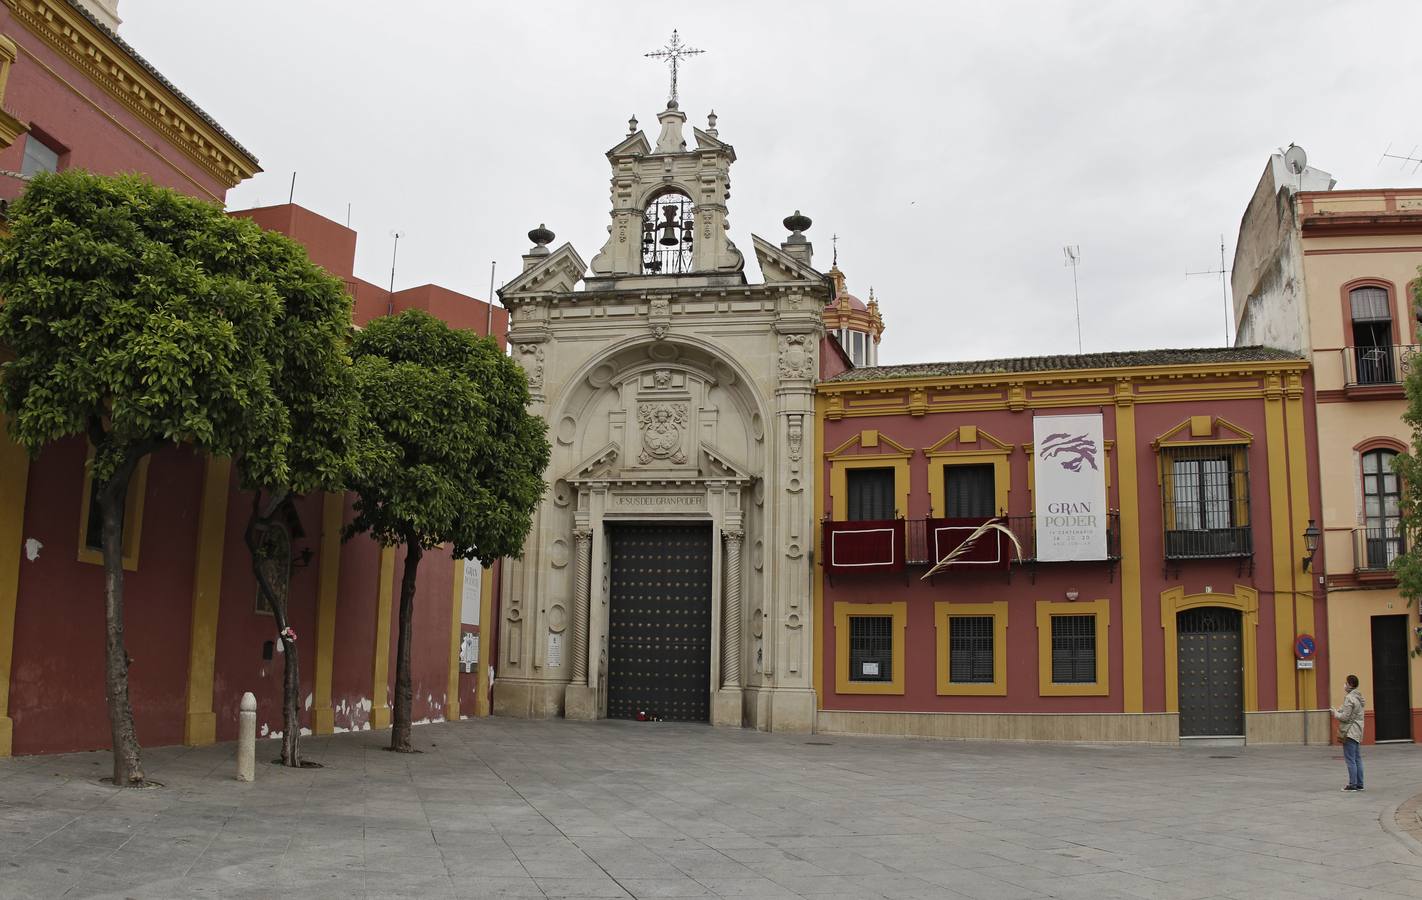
xmin=124 ymin=0 xmax=1422 ymax=365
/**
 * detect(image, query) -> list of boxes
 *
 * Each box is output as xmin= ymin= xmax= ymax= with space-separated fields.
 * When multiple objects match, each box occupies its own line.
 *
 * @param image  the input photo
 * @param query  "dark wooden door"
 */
xmin=606 ymin=523 xmax=712 ymax=722
xmin=1177 ymin=607 xmax=1244 ymax=737
xmin=1371 ymin=615 xmax=1412 ymax=741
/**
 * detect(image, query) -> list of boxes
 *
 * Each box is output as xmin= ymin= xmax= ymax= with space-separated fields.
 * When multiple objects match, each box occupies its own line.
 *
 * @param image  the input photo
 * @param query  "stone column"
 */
xmin=565 ymin=528 xmax=597 ymax=719
xmin=722 ymin=530 xmax=744 ymax=688
xmin=571 ymin=529 xmax=592 ymax=685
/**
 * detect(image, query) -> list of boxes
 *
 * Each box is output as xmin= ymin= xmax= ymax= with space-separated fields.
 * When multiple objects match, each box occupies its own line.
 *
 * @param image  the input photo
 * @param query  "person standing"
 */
xmin=1331 ymin=674 xmax=1365 ymax=792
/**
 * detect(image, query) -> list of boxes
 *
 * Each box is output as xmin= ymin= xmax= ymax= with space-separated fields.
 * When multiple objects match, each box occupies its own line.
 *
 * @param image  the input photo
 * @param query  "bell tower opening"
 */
xmin=642 ymin=190 xmax=695 ymax=275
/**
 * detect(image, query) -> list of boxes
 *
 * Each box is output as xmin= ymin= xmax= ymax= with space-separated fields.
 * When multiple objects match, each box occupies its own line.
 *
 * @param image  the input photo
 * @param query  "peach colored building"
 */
xmin=1233 ymin=152 xmax=1422 ymax=743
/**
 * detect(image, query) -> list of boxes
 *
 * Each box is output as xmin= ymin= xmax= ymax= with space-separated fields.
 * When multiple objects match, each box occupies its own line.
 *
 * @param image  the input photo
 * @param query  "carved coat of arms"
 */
xmin=638 ymin=402 xmax=688 ymax=465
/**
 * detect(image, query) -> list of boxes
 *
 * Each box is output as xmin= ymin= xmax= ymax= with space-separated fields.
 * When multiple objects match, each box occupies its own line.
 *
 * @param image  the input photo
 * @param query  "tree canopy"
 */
xmin=346 ymin=308 xmax=548 ymax=560
xmin=1392 ymin=274 xmax=1422 ymax=656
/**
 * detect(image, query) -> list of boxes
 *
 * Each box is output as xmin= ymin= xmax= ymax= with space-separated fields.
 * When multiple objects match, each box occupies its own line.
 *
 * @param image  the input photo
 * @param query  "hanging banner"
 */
xmin=1033 ymin=414 xmax=1107 ymax=561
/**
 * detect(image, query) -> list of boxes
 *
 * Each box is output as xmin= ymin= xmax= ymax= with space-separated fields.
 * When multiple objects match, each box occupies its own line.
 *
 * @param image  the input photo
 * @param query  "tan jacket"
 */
xmin=1333 ymin=688 xmax=1365 ymax=743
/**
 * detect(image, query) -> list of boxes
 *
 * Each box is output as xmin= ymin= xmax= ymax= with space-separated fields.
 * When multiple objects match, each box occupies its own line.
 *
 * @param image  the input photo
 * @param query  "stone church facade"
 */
xmin=492 ymin=101 xmax=828 ymax=731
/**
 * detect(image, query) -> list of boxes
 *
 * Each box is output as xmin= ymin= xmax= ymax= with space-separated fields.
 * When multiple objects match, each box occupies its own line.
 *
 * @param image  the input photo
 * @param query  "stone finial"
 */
xmin=628 ymin=115 xmax=638 ymax=134
xmin=780 ymin=211 xmax=813 ymax=265
xmin=782 ymin=210 xmax=811 ymax=245
xmin=706 ymin=110 xmax=718 ymax=137
xmin=528 ymin=224 xmax=555 ymax=257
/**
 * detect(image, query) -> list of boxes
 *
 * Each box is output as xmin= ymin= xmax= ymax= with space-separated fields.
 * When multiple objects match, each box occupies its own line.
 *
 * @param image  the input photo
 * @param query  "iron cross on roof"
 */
xmin=645 ymin=29 xmax=704 ymax=107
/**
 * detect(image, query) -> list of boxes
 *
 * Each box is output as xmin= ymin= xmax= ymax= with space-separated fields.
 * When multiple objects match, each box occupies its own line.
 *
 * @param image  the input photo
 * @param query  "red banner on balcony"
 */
xmin=823 ymin=519 xmax=905 ymax=574
xmin=927 ymin=517 xmax=1010 ymax=572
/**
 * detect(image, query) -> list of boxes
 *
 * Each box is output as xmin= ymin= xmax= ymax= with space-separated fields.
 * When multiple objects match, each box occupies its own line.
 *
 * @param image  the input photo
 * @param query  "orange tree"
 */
xmin=346 ymin=309 xmax=546 ymax=752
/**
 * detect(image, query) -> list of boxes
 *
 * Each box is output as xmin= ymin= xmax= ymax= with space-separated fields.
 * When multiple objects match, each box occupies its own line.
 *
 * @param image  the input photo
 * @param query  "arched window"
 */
xmin=1349 ymin=284 xmax=1395 ymax=384
xmin=641 ymin=191 xmax=694 ymax=275
xmin=1361 ymin=448 xmax=1403 ymax=568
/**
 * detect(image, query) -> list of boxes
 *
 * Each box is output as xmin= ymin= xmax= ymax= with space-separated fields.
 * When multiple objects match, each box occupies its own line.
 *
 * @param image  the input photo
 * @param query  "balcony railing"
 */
xmin=1163 ymin=526 xmax=1252 ymax=560
xmin=1353 ymin=525 xmax=1405 ymax=572
xmin=1342 ymin=344 xmax=1420 ymax=387
xmin=906 ymin=514 xmax=1121 ymax=566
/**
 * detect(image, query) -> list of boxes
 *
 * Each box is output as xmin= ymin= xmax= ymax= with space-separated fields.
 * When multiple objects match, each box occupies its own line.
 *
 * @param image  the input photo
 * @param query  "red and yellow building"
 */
xmin=813 ymin=348 xmax=1330 ymax=743
xmin=0 ymin=1 xmax=503 ymax=757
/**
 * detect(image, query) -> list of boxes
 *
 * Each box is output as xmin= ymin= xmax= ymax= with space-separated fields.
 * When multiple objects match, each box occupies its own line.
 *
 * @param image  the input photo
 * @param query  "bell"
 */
xmin=658 ymin=205 xmax=681 ymax=246
xmin=682 ymin=220 xmax=694 ymax=245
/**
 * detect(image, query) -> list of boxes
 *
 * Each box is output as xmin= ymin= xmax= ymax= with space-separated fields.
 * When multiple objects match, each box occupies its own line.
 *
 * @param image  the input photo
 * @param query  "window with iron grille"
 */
xmin=948 ymin=615 xmax=994 ymax=683
xmin=1161 ymin=445 xmax=1251 ymax=559
xmin=945 ymin=463 xmax=995 ymax=518
xmin=1050 ymin=614 xmax=1096 ymax=684
xmin=848 ymin=615 xmax=893 ymax=682
xmin=846 ymin=467 xmax=895 ymax=521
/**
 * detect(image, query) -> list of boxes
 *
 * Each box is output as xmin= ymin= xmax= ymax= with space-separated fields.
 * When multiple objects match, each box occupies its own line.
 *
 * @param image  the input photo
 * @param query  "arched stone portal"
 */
xmin=491 ymin=101 xmax=828 ymax=732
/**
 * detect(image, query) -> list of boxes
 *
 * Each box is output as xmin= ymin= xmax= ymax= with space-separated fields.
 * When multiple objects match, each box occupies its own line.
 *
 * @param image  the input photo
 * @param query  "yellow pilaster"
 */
xmin=1264 ymin=375 xmax=1296 ymax=709
xmin=446 ymin=559 xmax=465 ymax=722
xmin=812 ymin=394 xmax=825 ymax=705
xmin=1284 ymin=374 xmax=1315 ymax=709
xmin=474 ymin=564 xmax=495 ymax=716
xmin=0 ymin=425 xmax=31 ymax=758
xmin=1115 ymin=381 xmax=1143 ymax=713
xmin=182 ymin=456 xmax=231 ymax=747
xmin=311 ymin=492 xmax=344 ymax=734
xmin=370 ymin=545 xmax=396 ymax=730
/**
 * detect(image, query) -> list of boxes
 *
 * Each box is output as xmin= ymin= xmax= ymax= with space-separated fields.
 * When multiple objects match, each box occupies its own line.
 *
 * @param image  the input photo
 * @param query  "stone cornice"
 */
xmin=5 ymin=0 xmax=260 ymax=187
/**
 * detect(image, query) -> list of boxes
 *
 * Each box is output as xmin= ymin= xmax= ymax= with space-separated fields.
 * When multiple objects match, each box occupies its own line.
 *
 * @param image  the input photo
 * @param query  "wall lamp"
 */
xmin=1301 ymin=520 xmax=1321 ymax=572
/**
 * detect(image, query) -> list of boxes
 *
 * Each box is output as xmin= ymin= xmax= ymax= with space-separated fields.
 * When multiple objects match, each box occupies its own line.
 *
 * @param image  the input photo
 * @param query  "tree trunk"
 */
xmin=244 ymin=491 xmax=306 ymax=767
xmin=99 ymin=457 xmax=144 ymax=786
xmin=390 ymin=538 xmax=422 ymax=752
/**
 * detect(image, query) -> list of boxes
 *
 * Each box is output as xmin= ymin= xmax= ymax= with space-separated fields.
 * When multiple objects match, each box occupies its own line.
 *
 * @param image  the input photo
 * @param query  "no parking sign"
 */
xmin=1295 ymin=633 xmax=1316 ymax=670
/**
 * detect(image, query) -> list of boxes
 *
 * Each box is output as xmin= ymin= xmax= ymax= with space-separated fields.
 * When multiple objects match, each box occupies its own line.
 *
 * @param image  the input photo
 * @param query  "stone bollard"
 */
xmin=236 ymin=692 xmax=256 ymax=782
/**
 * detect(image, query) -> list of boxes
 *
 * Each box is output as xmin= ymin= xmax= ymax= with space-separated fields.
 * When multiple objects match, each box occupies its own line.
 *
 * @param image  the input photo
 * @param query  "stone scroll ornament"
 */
xmin=517 ymin=343 xmax=545 ymax=391
xmin=638 ymin=402 xmax=689 ymax=464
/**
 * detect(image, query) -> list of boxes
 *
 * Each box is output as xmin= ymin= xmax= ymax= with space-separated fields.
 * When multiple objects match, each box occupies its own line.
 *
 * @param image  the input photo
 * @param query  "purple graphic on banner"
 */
xmin=1038 ymin=432 xmax=1099 ymax=472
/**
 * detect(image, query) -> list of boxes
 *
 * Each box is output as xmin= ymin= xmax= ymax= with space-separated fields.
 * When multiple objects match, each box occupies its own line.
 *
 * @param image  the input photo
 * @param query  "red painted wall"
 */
xmin=0 ymin=8 xmax=233 ymax=205
xmin=10 ymin=440 xmax=204 ymax=754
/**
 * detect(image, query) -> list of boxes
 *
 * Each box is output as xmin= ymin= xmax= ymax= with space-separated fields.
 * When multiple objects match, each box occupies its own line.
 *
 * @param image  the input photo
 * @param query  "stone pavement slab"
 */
xmin=0 ymin=718 xmax=1420 ymax=898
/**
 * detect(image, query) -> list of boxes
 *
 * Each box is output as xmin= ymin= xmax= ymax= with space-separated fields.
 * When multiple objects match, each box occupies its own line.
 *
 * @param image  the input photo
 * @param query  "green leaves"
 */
xmin=1396 ymin=272 xmax=1422 ymax=617
xmin=346 ymin=310 xmax=549 ymax=562
xmin=0 ymin=171 xmax=356 ymax=494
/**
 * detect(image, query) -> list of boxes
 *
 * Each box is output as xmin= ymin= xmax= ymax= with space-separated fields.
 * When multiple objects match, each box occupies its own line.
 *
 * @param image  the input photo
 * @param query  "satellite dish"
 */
xmin=1284 ymin=143 xmax=1308 ymax=176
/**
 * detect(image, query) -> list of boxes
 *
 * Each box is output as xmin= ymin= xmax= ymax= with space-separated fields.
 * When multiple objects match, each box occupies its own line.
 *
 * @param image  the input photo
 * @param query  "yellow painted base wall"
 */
xmin=816 ymin=710 xmax=1180 ymax=744
xmin=1325 ymin=589 xmax=1421 ymax=711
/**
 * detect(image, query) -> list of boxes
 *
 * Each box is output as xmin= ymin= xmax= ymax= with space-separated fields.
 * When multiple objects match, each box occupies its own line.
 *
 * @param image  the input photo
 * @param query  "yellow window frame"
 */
xmin=1035 ymin=598 xmax=1110 ymax=696
xmin=826 ymin=430 xmax=912 ymax=522
xmin=77 ymin=447 xmax=150 ymax=572
xmin=926 ymin=427 xmax=1013 ymax=517
xmin=834 ymin=601 xmax=907 ymax=695
xmin=934 ymin=600 xmax=1008 ymax=696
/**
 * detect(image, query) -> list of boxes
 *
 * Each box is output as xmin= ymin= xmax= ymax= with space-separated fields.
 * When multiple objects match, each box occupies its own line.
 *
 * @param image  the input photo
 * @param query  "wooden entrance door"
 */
xmin=1177 ymin=607 xmax=1244 ymax=737
xmin=606 ymin=523 xmax=712 ymax=722
xmin=1371 ymin=614 xmax=1412 ymax=741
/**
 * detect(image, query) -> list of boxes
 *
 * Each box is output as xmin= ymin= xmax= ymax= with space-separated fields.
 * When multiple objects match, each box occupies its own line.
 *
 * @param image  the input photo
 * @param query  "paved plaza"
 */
xmin=1 ymin=719 xmax=1420 ymax=899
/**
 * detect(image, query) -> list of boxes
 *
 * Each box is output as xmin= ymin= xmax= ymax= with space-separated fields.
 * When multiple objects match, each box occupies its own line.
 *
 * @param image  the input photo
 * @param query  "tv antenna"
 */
xmin=386 ymin=230 xmax=404 ymax=316
xmin=1063 ymin=245 xmax=1082 ymax=354
xmin=1379 ymin=142 xmax=1422 ymax=174
xmin=1278 ymin=143 xmax=1309 ymax=194
xmin=1187 ymin=235 xmax=1232 ymax=345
